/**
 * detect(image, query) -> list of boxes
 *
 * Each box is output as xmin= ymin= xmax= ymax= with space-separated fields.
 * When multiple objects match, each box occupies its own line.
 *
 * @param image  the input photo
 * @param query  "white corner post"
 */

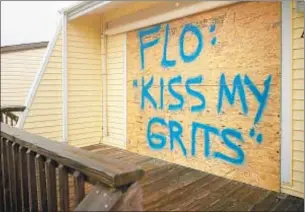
xmin=101 ymin=17 xmax=108 ymax=139
xmin=62 ymin=13 xmax=68 ymax=143
xmin=123 ymin=32 xmax=127 ymax=148
xmin=281 ymin=1 xmax=292 ymax=184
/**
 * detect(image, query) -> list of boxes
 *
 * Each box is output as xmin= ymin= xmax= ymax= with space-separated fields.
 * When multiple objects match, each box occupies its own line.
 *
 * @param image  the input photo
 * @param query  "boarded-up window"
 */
xmin=127 ymin=2 xmax=281 ymax=191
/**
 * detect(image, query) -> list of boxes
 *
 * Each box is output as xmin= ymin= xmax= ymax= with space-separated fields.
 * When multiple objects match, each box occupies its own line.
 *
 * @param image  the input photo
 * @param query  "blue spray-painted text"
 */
xmin=135 ymin=22 xmax=272 ymax=166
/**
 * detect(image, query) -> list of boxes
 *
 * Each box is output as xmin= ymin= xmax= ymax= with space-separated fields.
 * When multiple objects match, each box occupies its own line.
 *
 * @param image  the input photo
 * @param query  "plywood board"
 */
xmin=127 ymin=2 xmax=281 ymax=191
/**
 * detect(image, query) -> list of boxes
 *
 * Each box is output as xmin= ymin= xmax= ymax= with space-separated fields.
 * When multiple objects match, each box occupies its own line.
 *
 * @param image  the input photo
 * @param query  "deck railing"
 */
xmin=0 ymin=123 xmax=144 ymax=211
xmin=0 ymin=105 xmax=26 ymax=126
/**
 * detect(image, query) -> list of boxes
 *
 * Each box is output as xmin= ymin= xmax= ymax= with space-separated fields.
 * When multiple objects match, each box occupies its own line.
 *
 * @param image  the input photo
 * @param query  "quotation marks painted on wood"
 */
xmin=209 ymin=24 xmax=217 ymax=46
xmin=249 ymin=128 xmax=263 ymax=144
xmin=133 ymin=22 xmax=272 ymax=166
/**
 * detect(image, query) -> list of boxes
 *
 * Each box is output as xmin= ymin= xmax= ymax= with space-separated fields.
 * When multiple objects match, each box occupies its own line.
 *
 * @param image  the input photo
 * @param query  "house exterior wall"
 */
xmin=282 ymin=1 xmax=304 ymax=198
xmin=101 ymin=33 xmax=126 ymax=148
xmin=23 ymin=34 xmax=63 ymax=141
xmin=1 ymin=47 xmax=46 ymax=105
xmin=67 ymin=15 xmax=103 ymax=147
xmin=19 ymin=0 xmax=303 ymax=198
xmin=127 ymin=2 xmax=281 ymax=191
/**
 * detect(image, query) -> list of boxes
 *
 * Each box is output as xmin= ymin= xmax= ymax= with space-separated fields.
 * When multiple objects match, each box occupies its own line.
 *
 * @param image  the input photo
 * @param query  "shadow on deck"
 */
xmin=83 ymin=144 xmax=304 ymax=211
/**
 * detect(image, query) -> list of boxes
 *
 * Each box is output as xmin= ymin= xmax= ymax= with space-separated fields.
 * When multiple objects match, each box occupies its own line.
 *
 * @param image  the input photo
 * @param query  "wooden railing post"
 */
xmin=6 ymin=139 xmax=15 ymax=211
xmin=1 ymin=123 xmax=144 ymax=211
xmin=111 ymin=182 xmax=143 ymax=211
xmin=45 ymin=159 xmax=57 ymax=212
xmin=36 ymin=154 xmax=48 ymax=211
xmin=19 ymin=146 xmax=29 ymax=211
xmin=1 ymin=105 xmax=26 ymax=127
xmin=73 ymin=171 xmax=85 ymax=205
xmin=12 ymin=142 xmax=21 ymax=212
xmin=58 ymin=164 xmax=69 ymax=211
xmin=27 ymin=150 xmax=38 ymax=212
xmin=0 ymin=138 xmax=8 ymax=212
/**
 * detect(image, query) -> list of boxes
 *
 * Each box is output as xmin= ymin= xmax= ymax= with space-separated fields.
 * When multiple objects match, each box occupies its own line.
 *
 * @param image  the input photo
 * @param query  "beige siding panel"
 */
xmin=67 ymin=15 xmax=103 ymax=147
xmin=100 ymin=33 xmax=125 ymax=148
xmin=293 ymin=100 xmax=304 ymax=110
xmin=293 ymin=49 xmax=304 ymax=59
xmin=282 ymin=4 xmax=304 ymax=198
xmin=292 ymin=140 xmax=304 ymax=150
xmin=293 ymin=69 xmax=304 ymax=79
xmin=293 ymin=28 xmax=304 ymax=39
xmin=281 ymin=187 xmax=304 ymax=199
xmin=293 ymin=171 xmax=304 ymax=183
xmin=293 ymin=150 xmax=304 ymax=162
xmin=1 ymin=47 xmax=46 ymax=105
xmin=23 ymin=34 xmax=62 ymax=142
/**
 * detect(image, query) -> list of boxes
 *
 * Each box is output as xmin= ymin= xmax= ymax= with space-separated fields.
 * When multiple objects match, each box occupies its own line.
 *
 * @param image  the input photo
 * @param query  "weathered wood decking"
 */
xmin=83 ymin=144 xmax=304 ymax=211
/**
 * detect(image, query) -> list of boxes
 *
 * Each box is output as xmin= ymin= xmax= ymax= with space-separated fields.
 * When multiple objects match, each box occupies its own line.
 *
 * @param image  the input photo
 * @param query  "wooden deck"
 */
xmin=83 ymin=144 xmax=304 ymax=211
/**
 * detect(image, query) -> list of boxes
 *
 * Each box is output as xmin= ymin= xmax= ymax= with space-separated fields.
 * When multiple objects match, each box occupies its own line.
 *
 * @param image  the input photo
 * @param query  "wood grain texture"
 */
xmin=1 ymin=123 xmax=144 ymax=188
xmin=19 ymin=146 xmax=29 ymax=211
xmin=83 ymin=144 xmax=304 ymax=211
xmin=127 ymin=2 xmax=281 ymax=191
xmin=36 ymin=154 xmax=47 ymax=211
xmin=26 ymin=150 xmax=38 ymax=212
xmin=45 ymin=159 xmax=57 ymax=212
xmin=1 ymin=138 xmax=9 ymax=212
xmin=58 ymin=164 xmax=69 ymax=211
xmin=6 ymin=140 xmax=15 ymax=211
xmin=73 ymin=171 xmax=85 ymax=205
xmin=0 ymin=138 xmax=3 ymax=212
xmin=75 ymin=183 xmax=122 ymax=211
xmin=12 ymin=143 xmax=21 ymax=212
xmin=111 ymin=182 xmax=143 ymax=211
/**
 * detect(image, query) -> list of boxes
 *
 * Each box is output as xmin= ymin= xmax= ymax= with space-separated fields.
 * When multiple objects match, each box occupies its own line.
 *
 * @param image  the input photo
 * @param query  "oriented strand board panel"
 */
xmin=67 ymin=15 xmax=103 ymax=147
xmin=24 ymin=34 xmax=63 ymax=142
xmin=1 ymin=47 xmax=46 ymax=105
xmin=127 ymin=2 xmax=281 ymax=191
xmin=281 ymin=1 xmax=304 ymax=198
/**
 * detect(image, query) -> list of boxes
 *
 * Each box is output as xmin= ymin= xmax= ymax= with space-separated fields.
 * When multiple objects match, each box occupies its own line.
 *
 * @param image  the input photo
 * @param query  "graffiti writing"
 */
xmin=139 ymin=23 xmax=217 ymax=70
xmin=133 ymin=22 xmax=272 ymax=166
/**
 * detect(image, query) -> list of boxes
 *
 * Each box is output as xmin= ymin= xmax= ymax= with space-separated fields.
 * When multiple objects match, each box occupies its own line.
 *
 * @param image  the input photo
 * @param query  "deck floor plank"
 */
xmin=82 ymin=144 xmax=304 ymax=211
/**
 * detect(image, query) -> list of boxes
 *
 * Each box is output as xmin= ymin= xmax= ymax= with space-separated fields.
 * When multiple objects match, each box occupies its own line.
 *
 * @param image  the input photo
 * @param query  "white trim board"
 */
xmin=105 ymin=1 xmax=236 ymax=35
xmin=123 ymin=32 xmax=127 ymax=149
xmin=101 ymin=20 xmax=108 ymax=139
xmin=281 ymin=1 xmax=292 ymax=185
xmin=18 ymin=18 xmax=63 ymax=129
xmin=66 ymin=1 xmax=125 ymax=21
xmin=67 ymin=1 xmax=110 ymax=20
xmin=62 ymin=13 xmax=68 ymax=143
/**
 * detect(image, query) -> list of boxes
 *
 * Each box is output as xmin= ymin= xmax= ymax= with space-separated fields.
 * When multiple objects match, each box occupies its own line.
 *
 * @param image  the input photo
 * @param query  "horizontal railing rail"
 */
xmin=0 ymin=123 xmax=144 ymax=211
xmin=0 ymin=105 xmax=26 ymax=127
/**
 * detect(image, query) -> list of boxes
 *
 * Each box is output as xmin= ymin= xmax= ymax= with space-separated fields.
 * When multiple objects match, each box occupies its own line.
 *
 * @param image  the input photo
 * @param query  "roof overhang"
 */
xmin=1 ymin=41 xmax=49 ymax=54
xmin=59 ymin=1 xmax=237 ymax=35
xmin=60 ymin=1 xmax=125 ymax=21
